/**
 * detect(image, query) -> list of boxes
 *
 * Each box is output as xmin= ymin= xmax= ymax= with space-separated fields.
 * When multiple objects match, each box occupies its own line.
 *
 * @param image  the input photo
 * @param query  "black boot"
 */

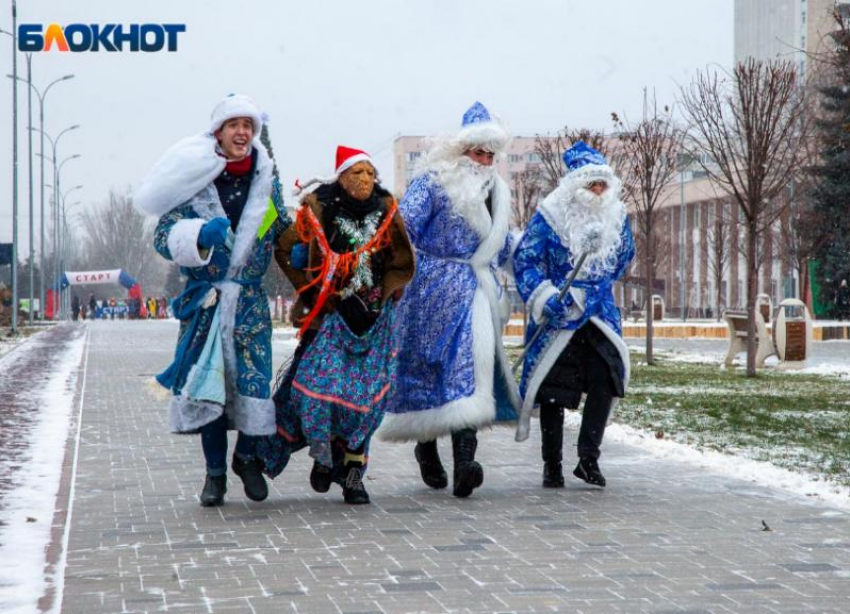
xmin=573 ymin=457 xmax=606 ymax=487
xmin=451 ymin=428 xmax=483 ymax=498
xmin=310 ymin=460 xmax=333 ymax=493
xmin=540 ymin=404 xmax=565 ymax=488
xmin=342 ymin=462 xmax=370 ymax=505
xmin=231 ymin=456 xmax=269 ymax=501
xmin=200 ymin=474 xmax=227 ymax=507
xmin=414 ymin=440 xmax=448 ymax=489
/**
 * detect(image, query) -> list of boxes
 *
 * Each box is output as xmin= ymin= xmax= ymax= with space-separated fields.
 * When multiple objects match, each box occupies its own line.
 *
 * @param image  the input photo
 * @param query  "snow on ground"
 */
xmin=629 ymin=338 xmax=850 ymax=377
xmin=0 ymin=328 xmax=44 ymax=362
xmin=567 ymin=411 xmax=850 ymax=510
xmin=0 ymin=329 xmax=87 ymax=614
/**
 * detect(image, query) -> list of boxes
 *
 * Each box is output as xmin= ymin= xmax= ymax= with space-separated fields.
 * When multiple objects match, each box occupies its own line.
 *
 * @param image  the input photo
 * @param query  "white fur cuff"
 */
xmin=528 ymin=281 xmax=558 ymax=325
xmin=167 ymin=218 xmax=214 ymax=268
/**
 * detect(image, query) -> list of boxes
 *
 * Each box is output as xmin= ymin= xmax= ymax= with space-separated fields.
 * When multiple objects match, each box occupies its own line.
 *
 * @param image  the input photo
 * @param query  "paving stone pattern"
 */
xmin=60 ymin=321 xmax=850 ymax=614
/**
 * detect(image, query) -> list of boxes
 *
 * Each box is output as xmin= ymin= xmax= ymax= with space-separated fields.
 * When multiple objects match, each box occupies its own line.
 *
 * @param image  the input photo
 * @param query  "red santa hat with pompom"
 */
xmin=293 ymin=145 xmax=377 ymax=201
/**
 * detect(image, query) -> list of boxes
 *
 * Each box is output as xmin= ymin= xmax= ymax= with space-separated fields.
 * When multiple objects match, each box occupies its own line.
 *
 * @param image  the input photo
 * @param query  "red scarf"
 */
xmin=224 ymin=155 xmax=252 ymax=176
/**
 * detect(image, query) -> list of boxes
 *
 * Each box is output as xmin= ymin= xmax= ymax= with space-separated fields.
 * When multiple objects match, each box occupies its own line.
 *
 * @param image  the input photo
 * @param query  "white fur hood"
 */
xmin=134 ymin=132 xmax=231 ymax=218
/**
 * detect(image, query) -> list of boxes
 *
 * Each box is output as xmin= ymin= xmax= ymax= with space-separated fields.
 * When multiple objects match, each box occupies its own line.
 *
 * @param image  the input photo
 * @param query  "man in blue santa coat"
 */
xmin=378 ymin=102 xmax=520 ymax=498
xmin=513 ymin=142 xmax=635 ymax=488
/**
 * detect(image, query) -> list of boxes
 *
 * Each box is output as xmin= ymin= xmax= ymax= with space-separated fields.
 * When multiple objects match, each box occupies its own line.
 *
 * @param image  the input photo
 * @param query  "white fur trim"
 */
xmin=227 ymin=142 xmax=274 ymax=277
xmin=457 ymin=121 xmax=510 ymax=153
xmin=134 ymin=133 xmax=227 ymax=218
xmin=515 ymin=316 xmax=630 ymax=442
xmin=169 ymin=396 xmax=223 ymax=433
xmin=378 ymin=290 xmax=497 ymax=442
xmin=209 ymin=94 xmax=263 ymax=135
xmin=232 ymin=395 xmax=275 ymax=435
xmin=166 ymin=218 xmax=214 ymax=267
xmin=528 ymin=281 xmax=558 ymax=325
xmin=470 ymin=176 xmax=511 ymax=268
xmin=469 ymin=173 xmax=521 ymax=414
xmin=567 ymin=163 xmax=616 ymax=186
xmin=336 ymin=152 xmax=372 ymax=174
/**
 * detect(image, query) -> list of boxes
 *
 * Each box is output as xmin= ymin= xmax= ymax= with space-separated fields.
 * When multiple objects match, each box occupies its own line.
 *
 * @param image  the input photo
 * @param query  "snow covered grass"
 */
xmin=620 ymin=352 xmax=850 ymax=487
xmin=0 ymin=329 xmax=87 ymax=614
xmin=0 ymin=326 xmax=47 ymax=360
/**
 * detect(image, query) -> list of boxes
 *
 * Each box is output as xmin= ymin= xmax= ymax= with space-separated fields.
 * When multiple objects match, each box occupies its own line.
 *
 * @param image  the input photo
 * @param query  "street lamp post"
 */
xmin=2 ymin=3 xmax=20 ymax=334
xmin=58 ymin=185 xmax=82 ymax=319
xmin=32 ymin=125 xmax=80 ymax=319
xmin=8 ymin=73 xmax=75 ymax=322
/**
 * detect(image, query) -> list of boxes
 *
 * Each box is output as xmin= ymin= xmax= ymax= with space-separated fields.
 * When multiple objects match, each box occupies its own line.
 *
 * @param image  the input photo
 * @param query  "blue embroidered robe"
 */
xmin=378 ymin=172 xmax=520 ymax=442
xmin=513 ymin=207 xmax=635 ymax=442
xmin=136 ymin=134 xmax=289 ymax=435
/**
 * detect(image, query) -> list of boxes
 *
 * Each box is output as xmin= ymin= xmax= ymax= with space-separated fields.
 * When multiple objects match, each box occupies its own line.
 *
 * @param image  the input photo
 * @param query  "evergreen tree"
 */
xmin=258 ymin=122 xmax=296 ymax=306
xmin=260 ymin=123 xmax=280 ymax=181
xmin=810 ymin=13 xmax=850 ymax=313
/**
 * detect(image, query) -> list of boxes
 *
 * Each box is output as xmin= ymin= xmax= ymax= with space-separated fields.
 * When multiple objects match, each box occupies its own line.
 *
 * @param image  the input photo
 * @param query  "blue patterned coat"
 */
xmin=136 ymin=134 xmax=289 ymax=435
xmin=377 ymin=172 xmax=521 ymax=442
xmin=513 ymin=200 xmax=635 ymax=442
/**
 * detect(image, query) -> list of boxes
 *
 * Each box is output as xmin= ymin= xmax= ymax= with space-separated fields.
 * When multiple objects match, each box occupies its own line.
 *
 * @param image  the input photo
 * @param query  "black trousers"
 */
xmin=538 ymin=324 xmax=620 ymax=460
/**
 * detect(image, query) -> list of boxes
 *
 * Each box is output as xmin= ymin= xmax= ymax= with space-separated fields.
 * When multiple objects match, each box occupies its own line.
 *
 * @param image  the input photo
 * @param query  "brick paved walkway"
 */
xmin=59 ymin=320 xmax=850 ymax=614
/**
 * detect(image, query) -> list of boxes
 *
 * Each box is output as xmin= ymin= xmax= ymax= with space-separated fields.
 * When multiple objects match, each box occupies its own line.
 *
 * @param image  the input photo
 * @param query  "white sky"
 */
xmin=0 ymin=0 xmax=734 ymax=255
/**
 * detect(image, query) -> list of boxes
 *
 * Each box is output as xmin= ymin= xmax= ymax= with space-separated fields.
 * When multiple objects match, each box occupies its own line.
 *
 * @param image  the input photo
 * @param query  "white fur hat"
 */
xmin=209 ymin=94 xmax=263 ymax=135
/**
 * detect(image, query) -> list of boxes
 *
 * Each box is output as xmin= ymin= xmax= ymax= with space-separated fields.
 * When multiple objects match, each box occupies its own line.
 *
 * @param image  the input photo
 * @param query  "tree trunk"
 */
xmin=746 ymin=219 xmax=758 ymax=377
xmin=715 ymin=277 xmax=722 ymax=322
xmin=645 ymin=221 xmax=654 ymax=365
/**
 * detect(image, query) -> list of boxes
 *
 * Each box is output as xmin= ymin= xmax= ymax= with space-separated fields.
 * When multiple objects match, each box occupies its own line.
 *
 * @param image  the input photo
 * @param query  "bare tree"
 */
xmin=77 ymin=188 xmax=163 ymax=291
xmin=534 ymin=127 xmax=608 ymax=192
xmin=706 ymin=199 xmax=731 ymax=320
xmin=511 ymin=166 xmax=542 ymax=228
xmin=612 ymin=94 xmax=683 ymax=365
xmin=680 ymin=58 xmax=811 ymax=376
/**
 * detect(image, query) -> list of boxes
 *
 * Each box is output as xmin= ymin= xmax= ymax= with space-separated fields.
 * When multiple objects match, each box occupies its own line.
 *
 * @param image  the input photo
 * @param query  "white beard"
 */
xmin=431 ymin=156 xmax=495 ymax=238
xmin=540 ymin=177 xmax=626 ymax=278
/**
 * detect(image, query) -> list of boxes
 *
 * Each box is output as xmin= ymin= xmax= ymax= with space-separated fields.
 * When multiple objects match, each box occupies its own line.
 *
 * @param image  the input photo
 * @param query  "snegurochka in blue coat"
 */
xmin=513 ymin=142 xmax=635 ymax=490
xmin=134 ymin=95 xmax=290 ymax=507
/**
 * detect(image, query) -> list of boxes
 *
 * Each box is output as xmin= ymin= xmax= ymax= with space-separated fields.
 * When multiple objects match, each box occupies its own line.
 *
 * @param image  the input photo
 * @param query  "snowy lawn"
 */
xmin=620 ymin=352 xmax=850 ymax=487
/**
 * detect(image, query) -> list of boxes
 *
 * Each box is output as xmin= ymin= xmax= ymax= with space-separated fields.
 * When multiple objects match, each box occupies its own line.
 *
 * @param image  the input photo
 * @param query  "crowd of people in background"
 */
xmin=70 ymin=293 xmax=173 ymax=321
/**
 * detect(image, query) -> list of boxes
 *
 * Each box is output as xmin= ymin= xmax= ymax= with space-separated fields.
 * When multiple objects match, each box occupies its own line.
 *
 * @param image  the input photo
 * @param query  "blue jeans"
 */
xmin=200 ymin=414 xmax=257 ymax=476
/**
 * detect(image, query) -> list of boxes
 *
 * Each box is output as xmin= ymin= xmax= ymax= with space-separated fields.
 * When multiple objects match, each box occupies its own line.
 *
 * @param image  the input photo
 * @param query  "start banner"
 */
xmin=64 ymin=269 xmax=123 ymax=285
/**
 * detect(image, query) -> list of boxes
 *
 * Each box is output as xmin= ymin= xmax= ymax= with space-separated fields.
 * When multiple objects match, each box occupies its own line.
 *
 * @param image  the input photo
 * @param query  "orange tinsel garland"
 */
xmin=293 ymin=198 xmax=398 ymax=336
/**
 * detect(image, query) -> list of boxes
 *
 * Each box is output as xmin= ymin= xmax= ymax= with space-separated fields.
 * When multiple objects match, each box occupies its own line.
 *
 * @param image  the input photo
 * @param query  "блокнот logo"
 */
xmin=18 ymin=24 xmax=186 ymax=52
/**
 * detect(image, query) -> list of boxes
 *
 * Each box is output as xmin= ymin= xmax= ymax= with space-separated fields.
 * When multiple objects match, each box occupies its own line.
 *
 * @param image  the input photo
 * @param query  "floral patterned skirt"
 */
xmin=257 ymin=302 xmax=397 ymax=477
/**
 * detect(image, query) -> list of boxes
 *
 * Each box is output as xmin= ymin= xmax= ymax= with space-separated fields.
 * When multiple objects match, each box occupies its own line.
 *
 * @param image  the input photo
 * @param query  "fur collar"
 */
xmin=135 ymin=131 xmax=273 ymax=274
xmin=469 ymin=175 xmax=511 ymax=270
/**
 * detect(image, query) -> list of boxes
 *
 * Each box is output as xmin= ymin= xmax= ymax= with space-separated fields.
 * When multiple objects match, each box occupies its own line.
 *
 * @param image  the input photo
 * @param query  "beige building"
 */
xmin=735 ymin=0 xmax=848 ymax=73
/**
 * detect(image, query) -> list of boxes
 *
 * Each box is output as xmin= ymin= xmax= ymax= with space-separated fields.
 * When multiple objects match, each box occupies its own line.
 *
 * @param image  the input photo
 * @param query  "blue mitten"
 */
xmin=290 ymin=242 xmax=308 ymax=270
xmin=198 ymin=217 xmax=230 ymax=248
xmin=542 ymin=293 xmax=568 ymax=321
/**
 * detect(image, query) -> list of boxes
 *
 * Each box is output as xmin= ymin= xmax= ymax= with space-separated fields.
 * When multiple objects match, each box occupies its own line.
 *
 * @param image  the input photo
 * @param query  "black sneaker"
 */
xmin=200 ymin=474 xmax=227 ymax=507
xmin=573 ymin=457 xmax=606 ymax=487
xmin=310 ymin=461 xmax=333 ymax=493
xmin=542 ymin=461 xmax=565 ymax=488
xmin=342 ymin=463 xmax=370 ymax=505
xmin=231 ymin=456 xmax=269 ymax=501
xmin=414 ymin=441 xmax=448 ymax=489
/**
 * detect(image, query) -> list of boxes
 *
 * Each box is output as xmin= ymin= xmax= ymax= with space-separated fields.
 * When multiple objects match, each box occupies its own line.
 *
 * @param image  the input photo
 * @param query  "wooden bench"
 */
xmin=723 ymin=309 xmax=776 ymax=368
